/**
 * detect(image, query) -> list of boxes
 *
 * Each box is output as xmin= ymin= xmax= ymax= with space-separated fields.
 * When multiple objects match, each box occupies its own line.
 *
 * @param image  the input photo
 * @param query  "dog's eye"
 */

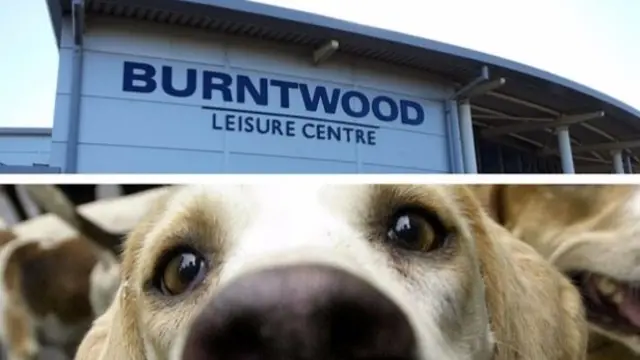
xmin=387 ymin=209 xmax=447 ymax=252
xmin=158 ymin=250 xmax=207 ymax=296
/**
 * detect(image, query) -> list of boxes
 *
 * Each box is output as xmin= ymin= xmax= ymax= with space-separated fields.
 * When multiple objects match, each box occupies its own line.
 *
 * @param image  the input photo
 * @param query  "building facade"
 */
xmin=50 ymin=18 xmax=457 ymax=173
xmin=32 ymin=0 xmax=640 ymax=174
xmin=0 ymin=128 xmax=51 ymax=167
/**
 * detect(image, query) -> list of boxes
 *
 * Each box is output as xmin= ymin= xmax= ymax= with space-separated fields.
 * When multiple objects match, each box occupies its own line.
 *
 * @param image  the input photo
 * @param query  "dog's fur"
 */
xmin=471 ymin=185 xmax=640 ymax=359
xmin=0 ymin=186 xmax=169 ymax=360
xmin=76 ymin=184 xmax=587 ymax=360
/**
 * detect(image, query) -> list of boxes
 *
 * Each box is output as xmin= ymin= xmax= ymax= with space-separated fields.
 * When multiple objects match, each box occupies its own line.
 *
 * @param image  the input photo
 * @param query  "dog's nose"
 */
xmin=180 ymin=264 xmax=418 ymax=360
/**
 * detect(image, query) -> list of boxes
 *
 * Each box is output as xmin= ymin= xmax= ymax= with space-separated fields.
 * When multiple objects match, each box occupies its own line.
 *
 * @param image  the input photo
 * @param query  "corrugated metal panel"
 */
xmin=86 ymin=0 xmax=325 ymax=48
xmin=78 ymin=1 xmax=522 ymax=94
xmin=84 ymin=1 xmax=474 ymax=81
xmin=68 ymin=0 xmax=640 ymax=169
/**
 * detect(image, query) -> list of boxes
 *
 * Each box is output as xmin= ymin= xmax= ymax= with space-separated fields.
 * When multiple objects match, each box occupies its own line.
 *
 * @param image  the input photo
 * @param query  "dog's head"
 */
xmin=76 ymin=184 xmax=586 ymax=360
xmin=473 ymin=184 xmax=640 ymax=354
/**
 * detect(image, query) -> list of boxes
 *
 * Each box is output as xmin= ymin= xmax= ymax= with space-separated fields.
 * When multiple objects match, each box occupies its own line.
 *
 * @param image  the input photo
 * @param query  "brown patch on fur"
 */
xmin=0 ymin=230 xmax=16 ymax=247
xmin=4 ymin=237 xmax=98 ymax=324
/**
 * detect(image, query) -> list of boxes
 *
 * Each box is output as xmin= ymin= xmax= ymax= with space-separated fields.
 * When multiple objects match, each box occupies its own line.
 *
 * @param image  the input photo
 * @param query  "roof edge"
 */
xmin=207 ymin=0 xmax=640 ymax=119
xmin=0 ymin=127 xmax=53 ymax=136
xmin=46 ymin=0 xmax=63 ymax=49
xmin=45 ymin=0 xmax=640 ymax=120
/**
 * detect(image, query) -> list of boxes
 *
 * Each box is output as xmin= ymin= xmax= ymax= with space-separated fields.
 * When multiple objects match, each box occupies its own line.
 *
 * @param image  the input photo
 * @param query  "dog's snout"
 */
xmin=180 ymin=264 xmax=418 ymax=360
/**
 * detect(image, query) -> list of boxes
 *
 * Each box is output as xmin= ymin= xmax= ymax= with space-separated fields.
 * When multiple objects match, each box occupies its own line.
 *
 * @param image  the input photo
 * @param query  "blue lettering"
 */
xmin=225 ymin=114 xmax=237 ymax=131
xmin=299 ymin=85 xmax=340 ymax=114
xmin=302 ymin=123 xmax=315 ymax=139
xmin=272 ymin=119 xmax=283 ymax=136
xmin=341 ymin=90 xmax=369 ymax=118
xmin=367 ymin=130 xmax=376 ymax=146
xmin=316 ymin=124 xmax=327 ymax=140
xmin=372 ymin=96 xmax=398 ymax=122
xmin=212 ymin=114 xmax=223 ymax=130
xmin=269 ymin=80 xmax=298 ymax=108
xmin=203 ymin=71 xmax=232 ymax=101
xmin=256 ymin=117 xmax=270 ymax=134
xmin=237 ymin=76 xmax=268 ymax=106
xmin=122 ymin=62 xmax=426 ymax=128
xmin=400 ymin=100 xmax=424 ymax=126
xmin=245 ymin=117 xmax=255 ymax=132
xmin=122 ymin=61 xmax=156 ymax=93
xmin=162 ymin=66 xmax=196 ymax=98
xmin=343 ymin=128 xmax=354 ymax=142
xmin=367 ymin=130 xmax=376 ymax=145
xmin=285 ymin=121 xmax=296 ymax=137
xmin=327 ymin=126 xmax=341 ymax=142
xmin=213 ymin=112 xmax=377 ymax=146
xmin=355 ymin=129 xmax=366 ymax=144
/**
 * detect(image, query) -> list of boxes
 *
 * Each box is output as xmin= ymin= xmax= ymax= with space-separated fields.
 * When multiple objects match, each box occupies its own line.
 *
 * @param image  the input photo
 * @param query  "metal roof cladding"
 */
xmin=46 ymin=0 xmax=640 ymax=167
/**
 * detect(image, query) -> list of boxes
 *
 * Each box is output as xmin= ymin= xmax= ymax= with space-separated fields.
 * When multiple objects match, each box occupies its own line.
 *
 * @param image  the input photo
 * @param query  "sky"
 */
xmin=0 ymin=0 xmax=638 ymax=128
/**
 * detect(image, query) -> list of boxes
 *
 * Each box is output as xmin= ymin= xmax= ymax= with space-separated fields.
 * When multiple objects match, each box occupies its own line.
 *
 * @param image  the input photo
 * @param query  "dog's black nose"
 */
xmin=180 ymin=264 xmax=418 ymax=360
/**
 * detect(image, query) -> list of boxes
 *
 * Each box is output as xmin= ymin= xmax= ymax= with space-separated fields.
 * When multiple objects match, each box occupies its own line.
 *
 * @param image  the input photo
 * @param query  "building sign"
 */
xmin=122 ymin=61 xmax=427 ymax=146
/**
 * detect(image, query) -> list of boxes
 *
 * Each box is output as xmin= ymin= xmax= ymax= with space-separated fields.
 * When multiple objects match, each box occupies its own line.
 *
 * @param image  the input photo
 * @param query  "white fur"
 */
xmin=89 ymin=256 xmax=121 ymax=318
xmin=12 ymin=187 xmax=169 ymax=244
xmin=78 ymin=184 xmax=588 ymax=360
xmin=138 ymin=185 xmax=494 ymax=360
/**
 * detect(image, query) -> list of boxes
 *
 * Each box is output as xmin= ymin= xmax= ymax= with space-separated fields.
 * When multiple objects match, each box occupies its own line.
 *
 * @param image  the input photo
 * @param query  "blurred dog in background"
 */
xmin=0 ymin=185 xmax=162 ymax=226
xmin=472 ymin=185 xmax=640 ymax=360
xmin=0 ymin=185 xmax=168 ymax=360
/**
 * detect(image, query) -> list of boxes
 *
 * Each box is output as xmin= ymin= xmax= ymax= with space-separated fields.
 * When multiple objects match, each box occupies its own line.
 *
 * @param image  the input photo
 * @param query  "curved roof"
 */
xmin=46 ymin=0 xmax=640 ymax=170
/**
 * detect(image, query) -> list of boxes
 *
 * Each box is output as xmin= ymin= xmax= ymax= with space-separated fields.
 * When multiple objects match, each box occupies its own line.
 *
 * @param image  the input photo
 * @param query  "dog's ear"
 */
xmin=75 ymin=287 xmax=146 ymax=360
xmin=468 ymin=185 xmax=507 ymax=225
xmin=74 ymin=303 xmax=111 ymax=360
xmin=457 ymin=188 xmax=587 ymax=360
xmin=22 ymin=185 xmax=123 ymax=256
xmin=76 ymin=194 xmax=170 ymax=360
xmin=476 ymin=216 xmax=588 ymax=360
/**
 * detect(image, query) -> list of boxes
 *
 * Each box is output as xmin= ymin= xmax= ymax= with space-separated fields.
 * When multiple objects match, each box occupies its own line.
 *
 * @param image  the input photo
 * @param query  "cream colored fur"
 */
xmin=75 ymin=184 xmax=587 ymax=360
xmin=0 ymin=187 xmax=169 ymax=360
xmin=471 ymin=185 xmax=640 ymax=360
xmin=11 ymin=186 xmax=169 ymax=317
xmin=11 ymin=187 xmax=169 ymax=243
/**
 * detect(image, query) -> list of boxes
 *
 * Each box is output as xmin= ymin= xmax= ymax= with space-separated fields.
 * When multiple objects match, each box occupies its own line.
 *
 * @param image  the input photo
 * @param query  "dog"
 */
xmin=75 ymin=184 xmax=588 ymax=360
xmin=471 ymin=185 xmax=640 ymax=359
xmin=0 ymin=186 xmax=169 ymax=360
xmin=0 ymin=185 xmax=164 ymax=224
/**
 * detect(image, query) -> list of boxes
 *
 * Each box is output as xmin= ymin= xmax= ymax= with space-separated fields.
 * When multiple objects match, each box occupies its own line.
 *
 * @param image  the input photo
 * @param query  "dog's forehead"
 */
xmin=167 ymin=184 xmax=365 ymax=216
xmin=166 ymin=184 xmax=457 ymax=218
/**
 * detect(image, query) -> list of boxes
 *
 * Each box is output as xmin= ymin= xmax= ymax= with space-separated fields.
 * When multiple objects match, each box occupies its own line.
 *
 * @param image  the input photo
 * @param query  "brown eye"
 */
xmin=387 ymin=209 xmax=447 ymax=252
xmin=159 ymin=250 xmax=207 ymax=296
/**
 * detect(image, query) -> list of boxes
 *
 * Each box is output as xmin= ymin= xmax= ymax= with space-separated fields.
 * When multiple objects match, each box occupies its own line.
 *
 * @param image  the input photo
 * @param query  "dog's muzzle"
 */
xmin=179 ymin=264 xmax=418 ymax=360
